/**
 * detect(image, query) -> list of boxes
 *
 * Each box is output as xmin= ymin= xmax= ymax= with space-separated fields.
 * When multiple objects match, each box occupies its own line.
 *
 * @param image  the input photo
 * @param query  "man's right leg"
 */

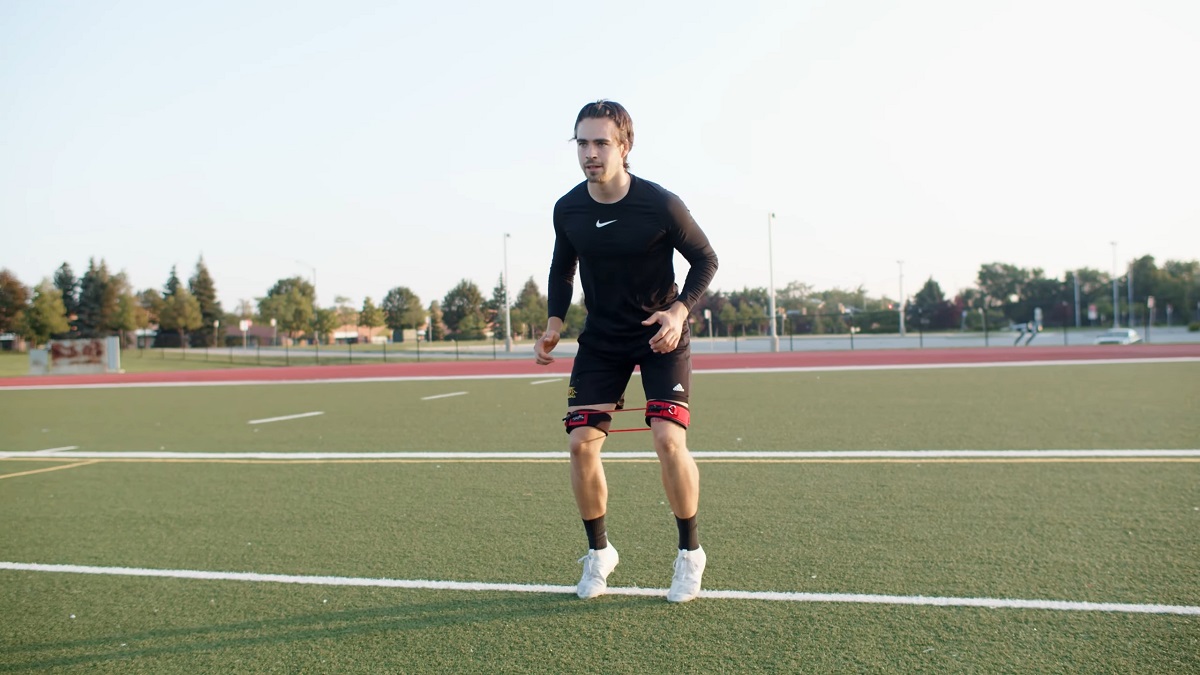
xmin=568 ymin=409 xmax=619 ymax=599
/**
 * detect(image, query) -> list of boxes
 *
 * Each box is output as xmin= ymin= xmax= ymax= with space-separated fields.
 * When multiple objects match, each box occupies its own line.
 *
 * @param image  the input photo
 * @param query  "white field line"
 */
xmin=1 ymin=561 xmax=1195 ymax=616
xmin=0 ymin=356 xmax=1194 ymax=391
xmin=30 ymin=446 xmax=79 ymax=455
xmin=247 ymin=412 xmax=324 ymax=425
xmin=530 ymin=378 xmax=563 ymax=385
xmin=421 ymin=391 xmax=468 ymax=401
xmin=0 ymin=449 xmax=1197 ymax=461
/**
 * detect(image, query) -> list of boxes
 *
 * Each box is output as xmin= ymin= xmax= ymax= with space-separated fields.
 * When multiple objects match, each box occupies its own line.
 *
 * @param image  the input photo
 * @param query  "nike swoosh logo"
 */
xmin=596 ymin=219 xmax=617 ymax=228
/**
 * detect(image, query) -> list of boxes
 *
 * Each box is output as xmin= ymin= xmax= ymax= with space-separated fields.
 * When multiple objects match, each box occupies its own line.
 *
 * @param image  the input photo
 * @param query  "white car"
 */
xmin=1094 ymin=329 xmax=1142 ymax=345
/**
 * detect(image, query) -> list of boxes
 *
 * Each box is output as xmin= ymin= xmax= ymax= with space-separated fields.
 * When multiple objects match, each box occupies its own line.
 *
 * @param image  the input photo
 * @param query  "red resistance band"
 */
xmin=563 ymin=402 xmax=691 ymax=434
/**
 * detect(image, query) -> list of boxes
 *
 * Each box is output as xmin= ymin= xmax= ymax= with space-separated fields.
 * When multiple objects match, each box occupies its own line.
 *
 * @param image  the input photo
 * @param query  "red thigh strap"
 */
xmin=644 ymin=400 xmax=690 ymax=429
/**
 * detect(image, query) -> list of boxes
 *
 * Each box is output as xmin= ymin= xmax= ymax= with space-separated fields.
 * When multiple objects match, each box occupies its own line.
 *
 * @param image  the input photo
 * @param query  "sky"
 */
xmin=3 ymin=0 xmax=1198 ymax=312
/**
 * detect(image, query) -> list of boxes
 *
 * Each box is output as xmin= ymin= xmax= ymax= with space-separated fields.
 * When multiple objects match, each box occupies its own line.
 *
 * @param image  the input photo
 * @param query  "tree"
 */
xmin=0 ymin=269 xmax=30 ymax=334
xmin=485 ymin=274 xmax=507 ymax=333
xmin=159 ymin=287 xmax=203 ymax=346
xmin=718 ymin=303 xmax=737 ymax=336
xmin=360 ymin=297 xmax=384 ymax=338
xmin=428 ymin=300 xmax=446 ymax=341
xmin=18 ymin=281 xmax=70 ymax=347
xmin=561 ymin=299 xmax=587 ymax=339
xmin=513 ymin=277 xmax=548 ymax=339
xmin=189 ymin=257 xmax=223 ymax=346
xmin=334 ymin=295 xmax=358 ymax=330
xmin=138 ymin=289 xmax=164 ymax=328
xmin=441 ymin=279 xmax=485 ymax=336
xmin=76 ymin=258 xmax=119 ymax=337
xmin=382 ymin=286 xmax=424 ymax=341
xmin=313 ymin=307 xmax=339 ymax=344
xmin=457 ymin=312 xmax=486 ymax=340
xmin=53 ymin=263 xmax=79 ymax=322
xmin=909 ymin=278 xmax=956 ymax=330
xmin=257 ymin=277 xmax=315 ymax=340
xmin=163 ymin=265 xmax=183 ymax=298
xmin=109 ymin=272 xmax=142 ymax=346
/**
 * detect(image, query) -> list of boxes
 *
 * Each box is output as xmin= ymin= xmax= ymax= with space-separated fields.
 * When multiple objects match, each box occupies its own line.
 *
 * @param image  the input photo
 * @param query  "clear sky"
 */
xmin=3 ymin=0 xmax=1197 ymax=312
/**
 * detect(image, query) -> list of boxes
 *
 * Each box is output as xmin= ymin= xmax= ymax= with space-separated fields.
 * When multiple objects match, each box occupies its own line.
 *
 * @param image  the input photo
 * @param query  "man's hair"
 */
xmin=573 ymin=100 xmax=634 ymax=170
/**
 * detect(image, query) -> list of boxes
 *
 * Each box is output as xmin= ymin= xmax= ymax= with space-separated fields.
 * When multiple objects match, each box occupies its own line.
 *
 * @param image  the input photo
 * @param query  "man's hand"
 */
xmin=535 ymin=317 xmax=565 ymax=365
xmin=642 ymin=302 xmax=689 ymax=354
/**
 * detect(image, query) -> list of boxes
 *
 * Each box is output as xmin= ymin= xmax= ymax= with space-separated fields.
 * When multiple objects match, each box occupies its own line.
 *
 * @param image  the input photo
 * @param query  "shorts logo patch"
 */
xmin=567 ymin=385 xmax=577 ymax=399
xmin=672 ymin=383 xmax=685 ymax=392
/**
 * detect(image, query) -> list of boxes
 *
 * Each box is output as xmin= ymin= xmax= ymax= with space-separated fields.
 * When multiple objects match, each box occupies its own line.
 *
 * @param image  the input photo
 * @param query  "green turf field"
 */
xmin=2 ymin=362 xmax=1197 ymax=672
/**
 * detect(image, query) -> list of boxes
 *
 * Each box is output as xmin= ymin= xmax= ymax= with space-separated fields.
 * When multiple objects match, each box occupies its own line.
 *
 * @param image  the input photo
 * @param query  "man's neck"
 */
xmin=587 ymin=171 xmax=631 ymax=204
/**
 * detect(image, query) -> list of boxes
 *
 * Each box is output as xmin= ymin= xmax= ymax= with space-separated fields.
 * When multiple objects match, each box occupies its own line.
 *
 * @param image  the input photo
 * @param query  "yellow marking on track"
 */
xmin=0 ymin=460 xmax=100 ymax=479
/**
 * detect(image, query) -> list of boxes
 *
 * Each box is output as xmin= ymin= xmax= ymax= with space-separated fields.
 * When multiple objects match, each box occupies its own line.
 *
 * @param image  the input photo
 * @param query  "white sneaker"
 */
xmin=576 ymin=544 xmax=619 ymax=599
xmin=667 ymin=546 xmax=706 ymax=603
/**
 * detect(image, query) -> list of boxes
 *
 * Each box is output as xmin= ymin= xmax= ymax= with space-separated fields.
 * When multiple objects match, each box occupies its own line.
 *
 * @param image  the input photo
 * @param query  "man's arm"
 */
xmin=664 ymin=194 xmax=718 ymax=311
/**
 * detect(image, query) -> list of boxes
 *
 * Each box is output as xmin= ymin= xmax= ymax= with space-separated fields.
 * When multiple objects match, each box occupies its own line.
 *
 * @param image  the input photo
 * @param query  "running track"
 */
xmin=2 ymin=344 xmax=1196 ymax=388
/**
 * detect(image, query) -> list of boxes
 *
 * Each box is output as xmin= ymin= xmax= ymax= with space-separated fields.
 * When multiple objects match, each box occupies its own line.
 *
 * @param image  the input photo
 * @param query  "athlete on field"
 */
xmin=535 ymin=100 xmax=719 ymax=602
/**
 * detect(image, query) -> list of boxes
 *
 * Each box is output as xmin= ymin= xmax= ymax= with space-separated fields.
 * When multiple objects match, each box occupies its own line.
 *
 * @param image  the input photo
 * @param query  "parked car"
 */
xmin=1094 ymin=328 xmax=1142 ymax=345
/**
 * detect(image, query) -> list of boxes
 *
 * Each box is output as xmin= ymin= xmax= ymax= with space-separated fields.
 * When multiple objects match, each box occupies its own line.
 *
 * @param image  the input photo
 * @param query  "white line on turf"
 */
xmin=31 ymin=446 xmax=79 ymax=454
xmin=0 ymin=450 xmax=1196 ymax=460
xmin=1 ymin=561 xmax=1195 ymax=615
xmin=247 ymin=412 xmax=324 ymax=425
xmin=0 ymin=356 xmax=1194 ymax=391
xmin=421 ymin=391 xmax=468 ymax=400
xmin=530 ymin=379 xmax=563 ymax=385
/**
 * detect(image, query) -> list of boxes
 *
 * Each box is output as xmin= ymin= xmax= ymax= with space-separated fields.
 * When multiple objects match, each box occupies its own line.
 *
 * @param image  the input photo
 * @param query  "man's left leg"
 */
xmin=651 ymin=412 xmax=705 ymax=603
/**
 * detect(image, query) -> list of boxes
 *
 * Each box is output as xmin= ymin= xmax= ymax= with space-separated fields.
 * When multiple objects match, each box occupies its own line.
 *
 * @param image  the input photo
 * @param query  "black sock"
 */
xmin=676 ymin=514 xmax=699 ymax=551
xmin=583 ymin=515 xmax=608 ymax=550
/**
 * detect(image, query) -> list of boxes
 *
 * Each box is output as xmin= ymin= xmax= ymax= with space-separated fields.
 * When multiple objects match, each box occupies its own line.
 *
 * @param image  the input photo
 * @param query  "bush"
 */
xmin=1188 ymin=321 xmax=1200 ymax=332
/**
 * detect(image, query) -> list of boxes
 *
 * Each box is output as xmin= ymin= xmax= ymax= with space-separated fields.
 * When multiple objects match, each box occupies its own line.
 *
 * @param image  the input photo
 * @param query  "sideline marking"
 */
xmin=1 ymin=449 xmax=1196 ymax=461
xmin=247 ymin=412 xmax=324 ymax=425
xmin=421 ymin=391 xmax=468 ymax=400
xmin=1 ymin=561 xmax=1195 ymax=616
xmin=1 ymin=357 xmax=1194 ymax=391
xmin=0 ymin=461 xmax=99 ymax=480
xmin=530 ymin=379 xmax=563 ymax=385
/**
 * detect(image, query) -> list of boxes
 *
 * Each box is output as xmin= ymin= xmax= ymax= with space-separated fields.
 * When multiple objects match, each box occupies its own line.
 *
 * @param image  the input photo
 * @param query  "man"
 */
xmin=535 ymin=100 xmax=719 ymax=603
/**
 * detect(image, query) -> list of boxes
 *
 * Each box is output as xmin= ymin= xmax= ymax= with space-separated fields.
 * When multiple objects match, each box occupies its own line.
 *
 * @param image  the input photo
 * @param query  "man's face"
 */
xmin=575 ymin=117 xmax=628 ymax=184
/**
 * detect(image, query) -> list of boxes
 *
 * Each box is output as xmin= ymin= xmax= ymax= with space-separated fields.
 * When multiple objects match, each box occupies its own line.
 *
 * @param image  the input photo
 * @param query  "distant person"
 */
xmin=535 ymin=100 xmax=719 ymax=602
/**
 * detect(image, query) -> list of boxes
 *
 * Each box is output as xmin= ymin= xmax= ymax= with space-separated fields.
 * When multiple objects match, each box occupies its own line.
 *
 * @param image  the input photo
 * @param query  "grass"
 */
xmin=1 ymin=361 xmax=1197 ymax=672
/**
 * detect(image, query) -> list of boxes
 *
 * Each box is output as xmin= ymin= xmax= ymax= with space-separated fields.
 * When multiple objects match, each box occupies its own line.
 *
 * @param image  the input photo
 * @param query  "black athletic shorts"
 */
xmin=567 ymin=339 xmax=691 ymax=407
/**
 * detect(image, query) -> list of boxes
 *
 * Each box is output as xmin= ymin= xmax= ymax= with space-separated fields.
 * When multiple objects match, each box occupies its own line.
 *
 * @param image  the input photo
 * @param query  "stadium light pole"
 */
xmin=767 ymin=212 xmax=779 ymax=352
xmin=897 ymin=260 xmax=906 ymax=337
xmin=1110 ymin=242 xmax=1118 ymax=328
xmin=503 ymin=233 xmax=513 ymax=353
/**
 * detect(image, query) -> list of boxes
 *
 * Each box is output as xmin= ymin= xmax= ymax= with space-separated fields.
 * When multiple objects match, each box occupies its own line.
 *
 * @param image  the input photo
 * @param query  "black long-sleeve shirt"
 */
xmin=548 ymin=175 xmax=718 ymax=348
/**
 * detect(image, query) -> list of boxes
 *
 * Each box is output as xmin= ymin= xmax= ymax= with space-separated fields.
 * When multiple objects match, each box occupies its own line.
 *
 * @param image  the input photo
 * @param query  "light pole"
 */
xmin=270 ymin=318 xmax=277 ymax=346
xmin=503 ymin=233 xmax=513 ymax=353
xmin=767 ymin=212 xmax=779 ymax=352
xmin=897 ymin=260 xmax=906 ymax=337
xmin=1110 ymin=242 xmax=1119 ymax=328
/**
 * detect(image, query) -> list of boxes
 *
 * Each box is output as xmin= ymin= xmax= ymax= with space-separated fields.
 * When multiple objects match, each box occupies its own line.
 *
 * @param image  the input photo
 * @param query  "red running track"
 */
xmin=2 ymin=344 xmax=1196 ymax=388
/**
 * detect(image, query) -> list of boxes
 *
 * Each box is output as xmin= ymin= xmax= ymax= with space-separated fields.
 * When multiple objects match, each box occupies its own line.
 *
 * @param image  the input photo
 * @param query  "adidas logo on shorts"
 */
xmin=672 ymin=383 xmax=685 ymax=392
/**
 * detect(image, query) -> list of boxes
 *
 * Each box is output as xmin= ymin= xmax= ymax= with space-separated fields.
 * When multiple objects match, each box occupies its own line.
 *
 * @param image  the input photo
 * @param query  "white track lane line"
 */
xmin=421 ymin=391 xmax=468 ymax=400
xmin=1 ymin=450 xmax=1197 ymax=460
xmin=247 ymin=412 xmax=324 ymax=425
xmin=1 ymin=562 xmax=1195 ymax=615
xmin=530 ymin=379 xmax=563 ymax=385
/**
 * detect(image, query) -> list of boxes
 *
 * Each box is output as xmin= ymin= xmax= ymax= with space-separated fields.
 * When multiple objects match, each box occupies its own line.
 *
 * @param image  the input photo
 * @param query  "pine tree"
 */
xmin=53 ymin=263 xmax=79 ymax=333
xmin=76 ymin=258 xmax=119 ymax=337
xmin=164 ymin=265 xmax=182 ymax=298
xmin=189 ymin=257 xmax=223 ymax=347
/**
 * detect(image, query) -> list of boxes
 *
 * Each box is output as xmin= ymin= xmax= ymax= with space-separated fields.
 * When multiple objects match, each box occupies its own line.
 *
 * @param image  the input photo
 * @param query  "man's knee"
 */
xmin=569 ymin=427 xmax=607 ymax=457
xmin=651 ymin=420 xmax=688 ymax=458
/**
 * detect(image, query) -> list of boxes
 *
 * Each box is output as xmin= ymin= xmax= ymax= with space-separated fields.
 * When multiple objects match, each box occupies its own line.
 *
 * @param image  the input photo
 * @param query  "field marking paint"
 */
xmin=31 ymin=446 xmax=78 ymax=455
xmin=530 ymin=379 xmax=563 ymax=385
xmin=1 ymin=561 xmax=1196 ymax=616
xmin=2 ymin=449 xmax=1196 ymax=462
xmin=247 ymin=412 xmax=324 ymax=425
xmin=1 ymin=356 xmax=1195 ymax=391
xmin=0 ymin=461 xmax=99 ymax=480
xmin=421 ymin=391 xmax=468 ymax=401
